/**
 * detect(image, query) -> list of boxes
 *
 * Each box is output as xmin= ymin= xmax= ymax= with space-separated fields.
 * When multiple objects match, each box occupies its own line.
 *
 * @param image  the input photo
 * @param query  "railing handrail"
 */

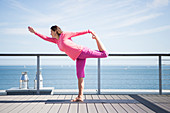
xmin=0 ymin=53 xmax=170 ymax=56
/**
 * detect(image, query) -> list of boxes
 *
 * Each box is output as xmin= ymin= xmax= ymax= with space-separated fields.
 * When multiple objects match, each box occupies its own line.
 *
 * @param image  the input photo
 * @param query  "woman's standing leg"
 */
xmin=77 ymin=58 xmax=86 ymax=100
xmin=71 ymin=58 xmax=86 ymax=102
xmin=78 ymin=78 xmax=84 ymax=98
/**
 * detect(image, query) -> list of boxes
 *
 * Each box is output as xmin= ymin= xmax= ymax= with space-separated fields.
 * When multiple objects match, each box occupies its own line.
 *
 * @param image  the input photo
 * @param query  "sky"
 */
xmin=0 ymin=0 xmax=170 ymax=65
xmin=0 ymin=0 xmax=170 ymax=54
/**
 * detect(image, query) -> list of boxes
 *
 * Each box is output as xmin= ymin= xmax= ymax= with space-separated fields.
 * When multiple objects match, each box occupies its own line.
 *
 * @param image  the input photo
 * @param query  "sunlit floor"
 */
xmin=0 ymin=94 xmax=170 ymax=113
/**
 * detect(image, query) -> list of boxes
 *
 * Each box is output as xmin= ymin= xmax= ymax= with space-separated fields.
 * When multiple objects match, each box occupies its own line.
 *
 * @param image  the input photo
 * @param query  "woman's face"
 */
xmin=50 ymin=29 xmax=56 ymax=38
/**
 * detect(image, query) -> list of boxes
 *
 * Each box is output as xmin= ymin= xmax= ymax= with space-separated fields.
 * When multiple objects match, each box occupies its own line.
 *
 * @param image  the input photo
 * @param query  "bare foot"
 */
xmin=71 ymin=96 xmax=84 ymax=102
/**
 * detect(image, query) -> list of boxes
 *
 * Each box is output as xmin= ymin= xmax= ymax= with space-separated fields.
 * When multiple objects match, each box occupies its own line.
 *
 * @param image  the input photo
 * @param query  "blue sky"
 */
xmin=0 ymin=0 xmax=170 ymax=54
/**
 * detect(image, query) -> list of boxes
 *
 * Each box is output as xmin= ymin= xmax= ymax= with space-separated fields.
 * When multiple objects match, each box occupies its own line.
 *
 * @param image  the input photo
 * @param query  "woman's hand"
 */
xmin=92 ymin=35 xmax=97 ymax=39
xmin=90 ymin=30 xmax=98 ymax=40
xmin=28 ymin=26 xmax=35 ymax=33
xmin=90 ymin=30 xmax=96 ymax=36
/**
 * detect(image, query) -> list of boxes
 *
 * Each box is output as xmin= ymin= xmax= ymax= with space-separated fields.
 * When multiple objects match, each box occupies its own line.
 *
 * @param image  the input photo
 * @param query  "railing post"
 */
xmin=98 ymin=58 xmax=101 ymax=94
xmin=37 ymin=55 xmax=40 ymax=95
xmin=159 ymin=56 xmax=162 ymax=95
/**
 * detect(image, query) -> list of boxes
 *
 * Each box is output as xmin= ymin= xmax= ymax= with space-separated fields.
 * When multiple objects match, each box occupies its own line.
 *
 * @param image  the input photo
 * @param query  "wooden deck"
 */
xmin=0 ymin=95 xmax=170 ymax=113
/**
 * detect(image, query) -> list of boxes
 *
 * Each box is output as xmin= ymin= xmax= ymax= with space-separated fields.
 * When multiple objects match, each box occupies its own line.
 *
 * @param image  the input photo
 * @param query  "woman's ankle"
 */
xmin=78 ymin=95 xmax=83 ymax=98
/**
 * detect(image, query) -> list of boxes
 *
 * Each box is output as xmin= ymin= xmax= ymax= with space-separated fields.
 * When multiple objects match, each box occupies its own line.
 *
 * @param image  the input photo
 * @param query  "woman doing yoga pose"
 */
xmin=28 ymin=25 xmax=108 ymax=102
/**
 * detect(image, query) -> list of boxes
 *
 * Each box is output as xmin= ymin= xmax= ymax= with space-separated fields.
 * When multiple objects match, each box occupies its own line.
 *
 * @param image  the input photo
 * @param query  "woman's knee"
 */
xmin=102 ymin=51 xmax=109 ymax=58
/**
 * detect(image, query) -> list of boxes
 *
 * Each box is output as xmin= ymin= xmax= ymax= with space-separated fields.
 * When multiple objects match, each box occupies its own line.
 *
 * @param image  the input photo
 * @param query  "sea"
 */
xmin=0 ymin=65 xmax=170 ymax=90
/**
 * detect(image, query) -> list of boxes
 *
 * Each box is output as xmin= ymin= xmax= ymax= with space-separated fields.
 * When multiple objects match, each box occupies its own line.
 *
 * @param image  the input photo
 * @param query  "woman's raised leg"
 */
xmin=91 ymin=31 xmax=106 ymax=52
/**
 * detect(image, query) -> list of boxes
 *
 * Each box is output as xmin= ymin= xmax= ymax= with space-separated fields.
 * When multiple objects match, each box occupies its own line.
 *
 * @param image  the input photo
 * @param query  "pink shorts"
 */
xmin=76 ymin=47 xmax=108 ymax=79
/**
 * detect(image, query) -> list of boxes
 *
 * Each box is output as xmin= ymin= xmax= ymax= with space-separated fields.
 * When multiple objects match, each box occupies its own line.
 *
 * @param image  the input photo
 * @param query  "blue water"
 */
xmin=0 ymin=65 xmax=170 ymax=90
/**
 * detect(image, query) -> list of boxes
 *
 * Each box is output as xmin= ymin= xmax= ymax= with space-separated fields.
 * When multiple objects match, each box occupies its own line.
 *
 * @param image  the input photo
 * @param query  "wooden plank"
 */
xmin=79 ymin=103 xmax=87 ymax=113
xmin=92 ymin=95 xmax=108 ymax=113
xmin=98 ymin=95 xmax=106 ymax=99
xmin=143 ymin=94 xmax=170 ymax=112
xmin=113 ymin=95 xmax=137 ymax=113
xmin=92 ymin=95 xmax=99 ymax=99
xmin=48 ymin=96 xmax=61 ymax=113
xmin=17 ymin=96 xmax=39 ymax=113
xmin=48 ymin=104 xmax=61 ymax=113
xmin=102 ymin=95 xmax=117 ymax=113
xmin=139 ymin=95 xmax=155 ymax=103
xmin=95 ymin=95 xmax=108 ymax=113
xmin=103 ymin=104 xmax=117 ymax=113
xmin=112 ymin=104 xmax=127 ymax=113
xmin=7 ymin=95 xmax=34 ymax=113
xmin=120 ymin=103 xmax=137 ymax=113
xmin=124 ymin=95 xmax=134 ymax=100
xmin=58 ymin=103 xmax=70 ymax=113
xmin=127 ymin=95 xmax=155 ymax=113
xmin=118 ymin=95 xmax=128 ymax=100
xmin=132 ymin=95 xmax=169 ymax=113
xmin=65 ymin=95 xmax=72 ymax=100
xmin=85 ymin=95 xmax=92 ymax=100
xmin=38 ymin=95 xmax=54 ymax=113
xmin=157 ymin=95 xmax=170 ymax=103
xmin=8 ymin=96 xmax=31 ymax=113
xmin=48 ymin=94 xmax=60 ymax=113
xmin=50 ymin=95 xmax=60 ymax=100
xmin=58 ymin=95 xmax=66 ymax=100
xmin=95 ymin=103 xmax=107 ymax=113
xmin=69 ymin=103 xmax=78 ymax=113
xmin=58 ymin=95 xmax=69 ymax=113
xmin=0 ymin=102 xmax=16 ymax=112
xmin=150 ymin=96 xmax=167 ymax=103
xmin=137 ymin=103 xmax=155 ymax=113
xmin=128 ymin=104 xmax=147 ymax=113
xmin=38 ymin=104 xmax=53 ymax=113
xmin=161 ymin=104 xmax=170 ymax=112
xmin=2 ymin=102 xmax=22 ymax=113
xmin=30 ymin=103 xmax=45 ymax=113
xmin=20 ymin=103 xmax=38 ymax=113
xmin=77 ymin=95 xmax=87 ymax=113
xmin=87 ymin=103 xmax=98 ymax=113
xmin=104 ymin=95 xmax=114 ymax=99
xmin=154 ymin=103 xmax=170 ymax=112
xmin=0 ymin=96 xmax=25 ymax=112
xmin=27 ymin=95 xmax=48 ymax=113
xmin=68 ymin=95 xmax=77 ymax=113
xmin=157 ymin=103 xmax=170 ymax=112
xmin=86 ymin=95 xmax=97 ymax=113
xmin=111 ymin=95 xmax=121 ymax=100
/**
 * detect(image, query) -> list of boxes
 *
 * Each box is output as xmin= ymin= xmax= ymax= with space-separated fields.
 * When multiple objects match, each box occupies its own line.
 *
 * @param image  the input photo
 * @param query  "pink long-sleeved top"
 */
xmin=34 ymin=30 xmax=91 ymax=61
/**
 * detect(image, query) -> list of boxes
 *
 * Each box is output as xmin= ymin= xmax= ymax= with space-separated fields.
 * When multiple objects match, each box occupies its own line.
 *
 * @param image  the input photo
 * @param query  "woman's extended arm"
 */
xmin=69 ymin=30 xmax=92 ymax=38
xmin=28 ymin=26 xmax=56 ymax=43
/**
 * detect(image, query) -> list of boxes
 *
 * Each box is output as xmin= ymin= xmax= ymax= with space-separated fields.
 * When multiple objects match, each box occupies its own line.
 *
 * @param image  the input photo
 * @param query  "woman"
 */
xmin=28 ymin=25 xmax=108 ymax=102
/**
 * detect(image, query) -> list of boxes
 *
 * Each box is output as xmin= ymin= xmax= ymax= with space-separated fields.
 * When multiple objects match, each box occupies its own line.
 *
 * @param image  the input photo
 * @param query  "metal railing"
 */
xmin=0 ymin=53 xmax=170 ymax=95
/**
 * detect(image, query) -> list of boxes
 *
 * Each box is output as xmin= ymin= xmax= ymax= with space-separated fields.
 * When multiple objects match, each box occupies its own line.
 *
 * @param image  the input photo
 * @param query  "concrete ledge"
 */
xmin=6 ymin=87 xmax=54 ymax=95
